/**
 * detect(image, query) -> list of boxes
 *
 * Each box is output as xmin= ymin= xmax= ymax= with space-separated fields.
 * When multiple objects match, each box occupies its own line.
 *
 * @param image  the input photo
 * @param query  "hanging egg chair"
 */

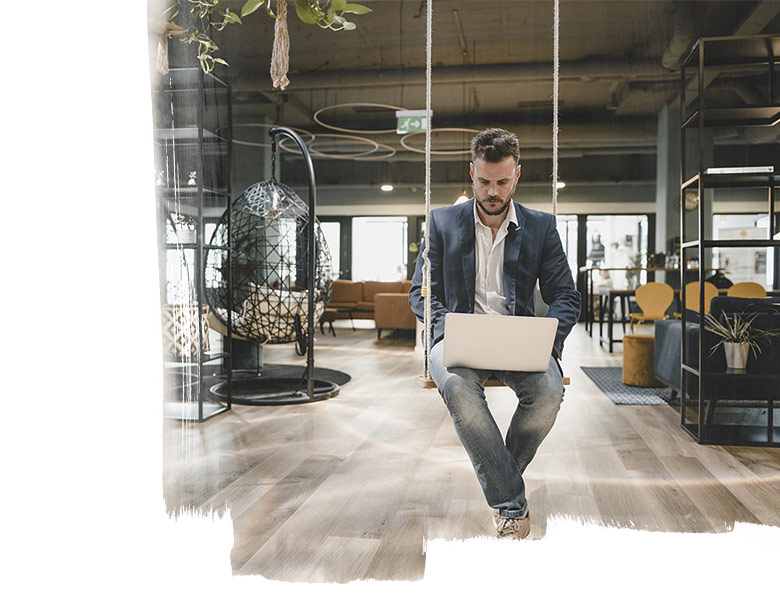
xmin=205 ymin=179 xmax=333 ymax=355
xmin=204 ymin=127 xmax=345 ymax=405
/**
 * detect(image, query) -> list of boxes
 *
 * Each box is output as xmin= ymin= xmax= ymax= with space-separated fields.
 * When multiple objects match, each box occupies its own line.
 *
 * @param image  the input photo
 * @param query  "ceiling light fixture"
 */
xmin=313 ymin=102 xmax=408 ymax=135
xmin=381 ymin=184 xmax=394 ymax=192
xmin=556 ymin=181 xmax=566 ymax=189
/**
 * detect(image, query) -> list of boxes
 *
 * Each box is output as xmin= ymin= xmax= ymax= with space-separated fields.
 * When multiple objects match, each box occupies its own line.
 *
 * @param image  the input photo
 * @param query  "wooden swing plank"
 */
xmin=486 ymin=377 xmax=570 ymax=386
xmin=415 ymin=375 xmax=570 ymax=388
xmin=414 ymin=375 xmax=437 ymax=388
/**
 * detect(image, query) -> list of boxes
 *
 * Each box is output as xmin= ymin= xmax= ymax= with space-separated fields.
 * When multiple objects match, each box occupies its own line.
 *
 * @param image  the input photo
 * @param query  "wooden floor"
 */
xmin=163 ymin=321 xmax=780 ymax=582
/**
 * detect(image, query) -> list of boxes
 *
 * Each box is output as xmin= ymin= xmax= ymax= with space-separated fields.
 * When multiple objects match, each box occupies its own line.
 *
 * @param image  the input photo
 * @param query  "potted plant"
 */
xmin=704 ymin=310 xmax=780 ymax=370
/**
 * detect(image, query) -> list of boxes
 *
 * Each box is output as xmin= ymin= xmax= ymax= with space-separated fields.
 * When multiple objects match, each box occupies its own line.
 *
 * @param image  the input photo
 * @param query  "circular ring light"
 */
xmin=313 ymin=102 xmax=407 ymax=134
xmin=400 ymin=127 xmax=480 ymax=156
xmin=229 ymin=123 xmax=315 ymax=148
xmin=279 ymin=133 xmax=379 ymax=159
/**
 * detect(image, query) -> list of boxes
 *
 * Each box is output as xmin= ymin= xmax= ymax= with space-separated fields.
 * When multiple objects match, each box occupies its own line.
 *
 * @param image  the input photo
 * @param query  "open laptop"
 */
xmin=442 ymin=313 xmax=558 ymax=372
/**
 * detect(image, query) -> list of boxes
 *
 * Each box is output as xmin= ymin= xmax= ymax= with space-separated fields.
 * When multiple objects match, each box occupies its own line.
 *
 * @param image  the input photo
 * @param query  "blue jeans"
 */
xmin=429 ymin=340 xmax=565 ymax=519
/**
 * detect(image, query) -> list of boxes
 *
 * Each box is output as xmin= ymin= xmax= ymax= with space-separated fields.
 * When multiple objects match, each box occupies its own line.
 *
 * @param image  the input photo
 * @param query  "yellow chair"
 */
xmin=726 ymin=281 xmax=766 ymax=298
xmin=629 ymin=282 xmax=674 ymax=332
xmin=684 ymin=280 xmax=718 ymax=315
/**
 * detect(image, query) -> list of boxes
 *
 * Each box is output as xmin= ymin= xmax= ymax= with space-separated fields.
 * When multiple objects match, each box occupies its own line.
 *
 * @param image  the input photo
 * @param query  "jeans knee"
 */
xmin=541 ymin=388 xmax=564 ymax=414
xmin=516 ymin=375 xmax=563 ymax=409
xmin=440 ymin=377 xmax=485 ymax=418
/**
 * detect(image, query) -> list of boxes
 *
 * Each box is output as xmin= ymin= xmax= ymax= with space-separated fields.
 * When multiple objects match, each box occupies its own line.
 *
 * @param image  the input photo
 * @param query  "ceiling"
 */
xmin=177 ymin=1 xmax=780 ymax=213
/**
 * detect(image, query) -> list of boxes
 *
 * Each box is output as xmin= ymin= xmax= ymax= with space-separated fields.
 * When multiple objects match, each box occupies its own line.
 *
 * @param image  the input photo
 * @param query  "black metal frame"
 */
xmin=269 ymin=127 xmax=319 ymax=401
xmin=679 ymin=34 xmax=780 ymax=446
xmin=156 ymin=64 xmax=233 ymax=422
xmin=205 ymin=127 xmax=343 ymax=405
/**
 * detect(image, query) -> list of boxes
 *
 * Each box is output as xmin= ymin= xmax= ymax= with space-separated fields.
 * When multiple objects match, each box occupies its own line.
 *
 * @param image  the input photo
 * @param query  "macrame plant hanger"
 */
xmin=414 ymin=0 xmax=561 ymax=388
xmin=270 ymin=0 xmax=290 ymax=90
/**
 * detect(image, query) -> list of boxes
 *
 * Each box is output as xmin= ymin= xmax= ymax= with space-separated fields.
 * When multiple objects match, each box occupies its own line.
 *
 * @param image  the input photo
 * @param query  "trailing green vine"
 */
xmin=170 ymin=0 xmax=371 ymax=73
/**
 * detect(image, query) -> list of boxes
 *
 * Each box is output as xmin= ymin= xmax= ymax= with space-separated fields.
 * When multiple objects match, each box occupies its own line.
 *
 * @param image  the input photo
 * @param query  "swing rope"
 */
xmin=551 ymin=0 xmax=560 ymax=217
xmin=421 ymin=0 xmax=433 ymax=382
xmin=417 ymin=0 xmax=560 ymax=386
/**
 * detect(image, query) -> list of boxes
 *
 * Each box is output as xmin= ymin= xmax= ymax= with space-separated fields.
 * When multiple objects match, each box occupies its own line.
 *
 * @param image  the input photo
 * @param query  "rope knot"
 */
xmin=271 ymin=0 xmax=290 ymax=90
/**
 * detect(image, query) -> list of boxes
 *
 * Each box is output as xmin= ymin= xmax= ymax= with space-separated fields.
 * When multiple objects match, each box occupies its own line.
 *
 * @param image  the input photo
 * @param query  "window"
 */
xmin=586 ymin=215 xmax=649 ymax=289
xmin=351 ymin=217 xmax=408 ymax=281
xmin=556 ymin=215 xmax=578 ymax=281
xmin=320 ymin=221 xmax=341 ymax=280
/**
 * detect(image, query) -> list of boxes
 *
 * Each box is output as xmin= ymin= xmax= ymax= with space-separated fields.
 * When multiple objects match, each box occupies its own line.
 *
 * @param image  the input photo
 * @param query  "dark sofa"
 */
xmin=654 ymin=296 xmax=780 ymax=411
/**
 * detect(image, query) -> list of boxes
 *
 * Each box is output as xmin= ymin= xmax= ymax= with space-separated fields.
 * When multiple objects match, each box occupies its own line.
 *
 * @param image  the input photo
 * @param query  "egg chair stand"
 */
xmin=207 ymin=126 xmax=345 ymax=405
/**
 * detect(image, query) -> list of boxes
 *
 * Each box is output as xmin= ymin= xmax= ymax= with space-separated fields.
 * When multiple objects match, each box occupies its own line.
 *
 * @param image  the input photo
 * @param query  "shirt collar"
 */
xmin=473 ymin=198 xmax=518 ymax=230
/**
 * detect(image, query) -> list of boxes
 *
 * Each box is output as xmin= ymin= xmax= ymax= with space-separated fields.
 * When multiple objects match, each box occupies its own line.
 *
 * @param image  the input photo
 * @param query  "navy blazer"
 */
xmin=408 ymin=199 xmax=581 ymax=359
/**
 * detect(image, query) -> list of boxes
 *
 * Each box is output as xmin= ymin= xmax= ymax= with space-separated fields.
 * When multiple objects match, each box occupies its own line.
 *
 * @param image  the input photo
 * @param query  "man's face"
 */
xmin=470 ymin=156 xmax=521 ymax=217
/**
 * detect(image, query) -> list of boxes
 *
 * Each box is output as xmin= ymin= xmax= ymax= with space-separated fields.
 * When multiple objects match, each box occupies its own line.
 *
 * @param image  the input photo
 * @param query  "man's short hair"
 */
xmin=471 ymin=128 xmax=520 ymax=164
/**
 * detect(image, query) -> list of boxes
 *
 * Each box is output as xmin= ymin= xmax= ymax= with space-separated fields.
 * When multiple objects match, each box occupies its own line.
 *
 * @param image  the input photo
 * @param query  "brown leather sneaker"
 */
xmin=493 ymin=509 xmax=531 ymax=540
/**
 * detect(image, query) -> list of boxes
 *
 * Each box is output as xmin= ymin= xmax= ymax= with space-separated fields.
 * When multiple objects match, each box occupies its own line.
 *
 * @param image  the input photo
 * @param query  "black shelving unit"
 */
xmin=153 ymin=63 xmax=233 ymax=422
xmin=679 ymin=34 xmax=780 ymax=446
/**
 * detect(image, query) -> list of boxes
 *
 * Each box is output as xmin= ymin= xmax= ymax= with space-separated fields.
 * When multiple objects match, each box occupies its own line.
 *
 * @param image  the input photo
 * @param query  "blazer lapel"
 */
xmin=503 ymin=202 xmax=525 ymax=314
xmin=459 ymin=202 xmax=476 ymax=310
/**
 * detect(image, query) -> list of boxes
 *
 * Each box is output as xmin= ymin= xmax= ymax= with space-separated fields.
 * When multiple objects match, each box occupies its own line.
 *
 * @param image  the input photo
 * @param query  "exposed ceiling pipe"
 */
xmin=669 ymin=1 xmax=779 ymax=106
xmin=734 ymin=0 xmax=780 ymax=35
xmin=658 ymin=0 xmax=780 ymax=70
xmin=661 ymin=1 xmax=698 ymax=70
xmin=375 ymin=120 xmax=658 ymax=148
xmin=284 ymin=145 xmax=657 ymax=163
xmin=234 ymin=58 xmax=676 ymax=93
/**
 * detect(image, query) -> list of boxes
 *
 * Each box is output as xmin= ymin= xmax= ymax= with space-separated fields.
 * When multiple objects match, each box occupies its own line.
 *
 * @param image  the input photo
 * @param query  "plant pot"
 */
xmin=724 ymin=341 xmax=749 ymax=370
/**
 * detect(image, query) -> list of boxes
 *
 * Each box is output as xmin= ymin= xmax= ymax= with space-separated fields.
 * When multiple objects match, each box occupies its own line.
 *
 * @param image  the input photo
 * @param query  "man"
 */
xmin=408 ymin=128 xmax=581 ymax=540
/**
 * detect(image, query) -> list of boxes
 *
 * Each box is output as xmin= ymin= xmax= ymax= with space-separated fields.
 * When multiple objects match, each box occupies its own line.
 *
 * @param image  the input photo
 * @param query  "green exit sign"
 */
xmin=396 ymin=110 xmax=430 ymax=134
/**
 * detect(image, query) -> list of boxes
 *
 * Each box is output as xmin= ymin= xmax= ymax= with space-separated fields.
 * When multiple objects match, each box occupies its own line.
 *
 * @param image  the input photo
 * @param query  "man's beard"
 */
xmin=475 ymin=194 xmax=511 ymax=216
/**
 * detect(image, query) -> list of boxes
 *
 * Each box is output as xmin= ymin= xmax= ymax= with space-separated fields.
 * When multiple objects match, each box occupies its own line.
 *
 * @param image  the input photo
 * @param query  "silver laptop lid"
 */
xmin=442 ymin=313 xmax=558 ymax=372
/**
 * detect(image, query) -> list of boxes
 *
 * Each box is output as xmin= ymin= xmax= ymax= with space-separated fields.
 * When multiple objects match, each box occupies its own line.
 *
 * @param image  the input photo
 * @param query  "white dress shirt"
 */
xmin=473 ymin=200 xmax=518 ymax=315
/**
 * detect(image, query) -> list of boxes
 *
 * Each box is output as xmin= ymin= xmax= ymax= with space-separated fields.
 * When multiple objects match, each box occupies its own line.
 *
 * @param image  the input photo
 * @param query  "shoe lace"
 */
xmin=496 ymin=516 xmax=521 ymax=535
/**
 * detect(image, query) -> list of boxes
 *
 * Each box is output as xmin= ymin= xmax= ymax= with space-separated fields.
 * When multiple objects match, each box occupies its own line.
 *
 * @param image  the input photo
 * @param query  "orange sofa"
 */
xmin=374 ymin=291 xmax=417 ymax=338
xmin=327 ymin=279 xmax=416 ymax=337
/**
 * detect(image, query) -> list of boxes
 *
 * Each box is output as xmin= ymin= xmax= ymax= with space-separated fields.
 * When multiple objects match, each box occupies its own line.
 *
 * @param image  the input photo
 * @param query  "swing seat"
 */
xmin=415 ymin=375 xmax=570 ymax=388
xmin=413 ymin=0 xmax=566 ymax=391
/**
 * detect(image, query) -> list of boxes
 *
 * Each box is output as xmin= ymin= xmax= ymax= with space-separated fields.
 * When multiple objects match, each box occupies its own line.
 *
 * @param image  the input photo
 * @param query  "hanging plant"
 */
xmin=167 ymin=0 xmax=371 ymax=77
xmin=293 ymin=0 xmax=371 ymax=30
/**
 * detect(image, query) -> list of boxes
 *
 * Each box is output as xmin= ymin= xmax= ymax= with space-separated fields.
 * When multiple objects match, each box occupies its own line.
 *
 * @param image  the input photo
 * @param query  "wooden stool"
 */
xmin=319 ymin=309 xmax=337 ymax=336
xmin=622 ymin=334 xmax=662 ymax=387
